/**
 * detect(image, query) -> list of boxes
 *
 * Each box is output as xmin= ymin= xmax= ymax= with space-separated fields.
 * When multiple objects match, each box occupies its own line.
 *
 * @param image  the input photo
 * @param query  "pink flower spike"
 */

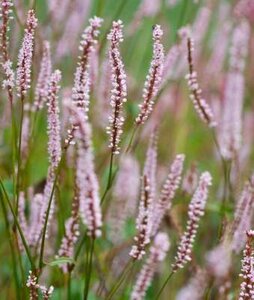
xmin=239 ymin=230 xmax=254 ymax=300
xmin=131 ymin=232 xmax=170 ymax=300
xmin=47 ymin=69 xmax=62 ymax=169
xmin=152 ymin=154 xmax=185 ymax=235
xmin=173 ymin=171 xmax=212 ymax=271
xmin=16 ymin=9 xmax=38 ymax=99
xmin=74 ymin=109 xmax=102 ymax=238
xmin=106 ymin=20 xmax=127 ymax=155
xmin=135 ymin=25 xmax=164 ymax=125
xmin=72 ymin=16 xmax=103 ymax=112
xmin=186 ymin=37 xmax=216 ymax=127
xmin=0 ymin=0 xmax=13 ymax=62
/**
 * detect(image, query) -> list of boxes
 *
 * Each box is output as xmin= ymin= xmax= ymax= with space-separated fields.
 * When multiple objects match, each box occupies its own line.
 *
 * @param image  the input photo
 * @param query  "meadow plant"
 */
xmin=0 ymin=1 xmax=254 ymax=300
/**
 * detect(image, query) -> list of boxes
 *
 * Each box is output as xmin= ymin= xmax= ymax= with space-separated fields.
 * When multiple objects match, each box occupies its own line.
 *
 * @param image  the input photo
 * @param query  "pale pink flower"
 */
xmin=2 ymin=59 xmax=14 ymax=89
xmin=152 ymin=154 xmax=185 ymax=235
xmin=72 ymin=16 xmax=103 ymax=112
xmin=136 ymin=25 xmax=164 ymax=125
xmin=33 ymin=41 xmax=52 ymax=111
xmin=235 ymin=0 xmax=254 ymax=23
xmin=232 ymin=177 xmax=254 ymax=253
xmin=0 ymin=0 xmax=13 ymax=62
xmin=108 ymin=155 xmax=140 ymax=244
xmin=75 ymin=110 xmax=102 ymax=238
xmin=131 ymin=232 xmax=170 ymax=300
xmin=182 ymin=163 xmax=199 ymax=195
xmin=176 ymin=269 xmax=208 ymax=300
xmin=21 ymin=114 xmax=30 ymax=161
xmin=16 ymin=9 xmax=38 ymax=98
xmin=47 ymin=70 xmax=62 ymax=169
xmin=239 ymin=230 xmax=254 ymax=300
xmin=219 ymin=21 xmax=250 ymax=160
xmin=106 ymin=20 xmax=127 ymax=154
xmin=173 ymin=172 xmax=212 ymax=271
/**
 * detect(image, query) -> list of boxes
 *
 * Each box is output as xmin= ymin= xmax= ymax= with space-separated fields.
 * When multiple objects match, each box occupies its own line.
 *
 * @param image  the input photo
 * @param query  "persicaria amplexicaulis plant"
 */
xmin=1 ymin=1 xmax=254 ymax=299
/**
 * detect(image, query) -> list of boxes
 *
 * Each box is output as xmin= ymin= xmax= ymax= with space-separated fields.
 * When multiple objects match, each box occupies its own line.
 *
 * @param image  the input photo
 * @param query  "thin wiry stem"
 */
xmin=83 ymin=238 xmax=95 ymax=300
xmin=0 ymin=178 xmax=35 ymax=270
xmin=0 ymin=188 xmax=21 ymax=300
xmin=105 ymin=259 xmax=135 ymax=300
xmin=155 ymin=271 xmax=174 ymax=300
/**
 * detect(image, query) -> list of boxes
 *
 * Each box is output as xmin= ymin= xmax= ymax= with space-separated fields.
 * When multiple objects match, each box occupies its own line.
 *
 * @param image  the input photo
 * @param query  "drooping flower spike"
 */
xmin=186 ymin=37 xmax=216 ymax=127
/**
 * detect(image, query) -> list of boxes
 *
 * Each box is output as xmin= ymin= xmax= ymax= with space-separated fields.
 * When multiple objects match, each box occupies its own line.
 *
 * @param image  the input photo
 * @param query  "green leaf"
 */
xmin=45 ymin=257 xmax=75 ymax=267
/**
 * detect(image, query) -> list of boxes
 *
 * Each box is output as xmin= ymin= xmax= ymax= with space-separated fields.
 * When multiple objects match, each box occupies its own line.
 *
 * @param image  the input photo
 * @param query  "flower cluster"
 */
xmin=131 ymin=232 xmax=170 ymax=300
xmin=239 ymin=230 xmax=254 ymax=300
xmin=106 ymin=20 xmax=127 ymax=154
xmin=173 ymin=172 xmax=212 ymax=271
xmin=186 ymin=37 xmax=216 ymax=127
xmin=0 ymin=0 xmax=13 ymax=62
xmin=135 ymin=25 xmax=164 ymax=125
xmin=219 ymin=21 xmax=250 ymax=160
xmin=33 ymin=41 xmax=52 ymax=111
xmin=232 ymin=177 xmax=254 ymax=253
xmin=2 ymin=59 xmax=14 ymax=89
xmin=130 ymin=175 xmax=153 ymax=260
xmin=16 ymin=9 xmax=38 ymax=98
xmin=26 ymin=271 xmax=54 ymax=300
xmin=47 ymin=70 xmax=62 ymax=169
xmin=72 ymin=16 xmax=103 ymax=112
xmin=152 ymin=154 xmax=185 ymax=235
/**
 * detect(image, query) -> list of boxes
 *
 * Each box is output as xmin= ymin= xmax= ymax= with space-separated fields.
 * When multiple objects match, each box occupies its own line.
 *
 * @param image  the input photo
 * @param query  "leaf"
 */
xmin=45 ymin=257 xmax=75 ymax=267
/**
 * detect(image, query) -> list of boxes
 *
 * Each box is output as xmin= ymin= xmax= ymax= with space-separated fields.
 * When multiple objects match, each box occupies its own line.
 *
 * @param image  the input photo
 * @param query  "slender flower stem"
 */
xmin=67 ymin=271 xmax=72 ymax=300
xmin=125 ymin=125 xmax=138 ymax=153
xmin=101 ymin=152 xmax=114 ymax=205
xmin=106 ymin=259 xmax=135 ymax=300
xmin=38 ymin=154 xmax=64 ymax=270
xmin=0 ymin=178 xmax=35 ymax=270
xmin=83 ymin=238 xmax=95 ymax=300
xmin=155 ymin=271 xmax=174 ymax=300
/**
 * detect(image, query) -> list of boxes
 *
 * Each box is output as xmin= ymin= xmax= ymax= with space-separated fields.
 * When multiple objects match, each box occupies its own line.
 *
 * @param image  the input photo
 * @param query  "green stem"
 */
xmin=0 ymin=188 xmax=21 ymax=300
xmin=105 ymin=259 xmax=135 ymax=300
xmin=38 ymin=157 xmax=64 ymax=270
xmin=67 ymin=271 xmax=72 ymax=300
xmin=155 ymin=271 xmax=174 ymax=300
xmin=125 ymin=125 xmax=138 ymax=153
xmin=16 ymin=100 xmax=24 ymax=214
xmin=83 ymin=238 xmax=95 ymax=300
xmin=0 ymin=178 xmax=35 ymax=270
xmin=100 ymin=152 xmax=114 ymax=205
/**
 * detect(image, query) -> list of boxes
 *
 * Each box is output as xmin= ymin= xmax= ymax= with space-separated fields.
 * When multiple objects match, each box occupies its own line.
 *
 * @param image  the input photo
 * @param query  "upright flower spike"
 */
xmin=239 ymin=230 xmax=254 ymax=300
xmin=219 ymin=21 xmax=250 ymax=160
xmin=106 ymin=20 xmax=127 ymax=155
xmin=16 ymin=9 xmax=38 ymax=98
xmin=72 ymin=16 xmax=103 ymax=112
xmin=130 ymin=175 xmax=153 ymax=260
xmin=75 ymin=110 xmax=102 ymax=238
xmin=0 ymin=0 xmax=13 ymax=62
xmin=131 ymin=232 xmax=170 ymax=300
xmin=152 ymin=154 xmax=185 ymax=235
xmin=57 ymin=188 xmax=80 ymax=272
xmin=172 ymin=172 xmax=212 ymax=271
xmin=47 ymin=70 xmax=62 ymax=170
xmin=186 ymin=37 xmax=216 ymax=127
xmin=33 ymin=41 xmax=52 ymax=111
xmin=135 ymin=25 xmax=164 ymax=125
xmin=232 ymin=177 xmax=254 ymax=253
